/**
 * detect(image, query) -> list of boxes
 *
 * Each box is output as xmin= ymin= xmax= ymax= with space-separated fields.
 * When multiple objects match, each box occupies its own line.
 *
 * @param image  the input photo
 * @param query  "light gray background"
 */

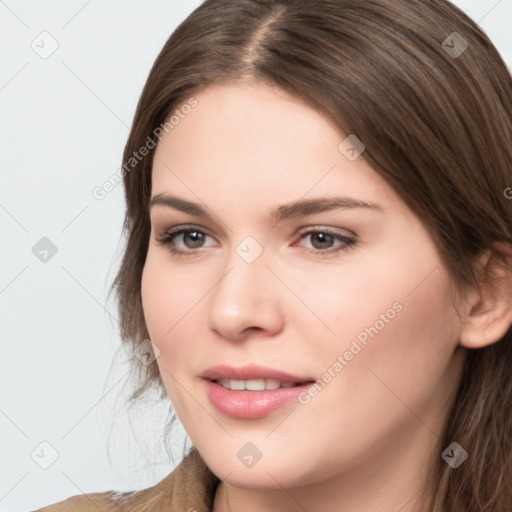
xmin=1 ymin=1 xmax=511 ymax=511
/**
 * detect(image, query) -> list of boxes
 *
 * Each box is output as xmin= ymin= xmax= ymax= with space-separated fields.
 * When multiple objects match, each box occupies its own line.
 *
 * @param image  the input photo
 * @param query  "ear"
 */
xmin=459 ymin=242 xmax=512 ymax=349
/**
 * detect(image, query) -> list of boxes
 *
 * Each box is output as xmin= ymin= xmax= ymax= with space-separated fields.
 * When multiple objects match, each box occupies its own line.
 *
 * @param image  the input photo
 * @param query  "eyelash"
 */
xmin=154 ymin=224 xmax=356 ymax=258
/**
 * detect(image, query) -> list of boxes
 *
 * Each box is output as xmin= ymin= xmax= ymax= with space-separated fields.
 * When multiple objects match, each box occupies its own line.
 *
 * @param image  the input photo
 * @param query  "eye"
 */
xmin=154 ymin=225 xmax=357 ymax=258
xmin=294 ymin=228 xmax=356 ymax=256
xmin=154 ymin=225 xmax=216 ymax=257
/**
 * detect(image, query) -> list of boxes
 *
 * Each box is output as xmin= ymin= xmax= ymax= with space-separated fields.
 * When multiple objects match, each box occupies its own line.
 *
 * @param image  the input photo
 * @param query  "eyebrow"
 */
xmin=148 ymin=194 xmax=383 ymax=223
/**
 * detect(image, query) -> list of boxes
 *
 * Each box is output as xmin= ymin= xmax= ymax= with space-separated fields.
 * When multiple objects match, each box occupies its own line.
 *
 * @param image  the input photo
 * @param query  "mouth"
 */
xmin=201 ymin=364 xmax=317 ymax=419
xmin=203 ymin=379 xmax=316 ymax=419
xmin=202 ymin=363 xmax=316 ymax=388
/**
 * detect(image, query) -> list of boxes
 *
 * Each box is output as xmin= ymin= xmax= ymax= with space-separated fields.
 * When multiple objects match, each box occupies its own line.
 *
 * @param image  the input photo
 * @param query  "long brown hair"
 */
xmin=107 ymin=0 xmax=512 ymax=509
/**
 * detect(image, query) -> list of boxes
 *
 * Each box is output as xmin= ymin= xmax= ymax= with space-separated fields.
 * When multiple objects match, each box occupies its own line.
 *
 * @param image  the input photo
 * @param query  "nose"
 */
xmin=206 ymin=248 xmax=283 ymax=342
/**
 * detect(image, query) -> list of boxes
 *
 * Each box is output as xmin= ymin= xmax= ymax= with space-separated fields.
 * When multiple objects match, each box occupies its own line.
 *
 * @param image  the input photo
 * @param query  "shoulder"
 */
xmin=33 ymin=448 xmax=220 ymax=512
xmin=32 ymin=490 xmax=124 ymax=512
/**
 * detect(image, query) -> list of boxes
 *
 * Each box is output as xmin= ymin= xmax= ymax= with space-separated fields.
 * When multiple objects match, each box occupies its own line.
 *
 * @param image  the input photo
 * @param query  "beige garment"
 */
xmin=33 ymin=447 xmax=220 ymax=512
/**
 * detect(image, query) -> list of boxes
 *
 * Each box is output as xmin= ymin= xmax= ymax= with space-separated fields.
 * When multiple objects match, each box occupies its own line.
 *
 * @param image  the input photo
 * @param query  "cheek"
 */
xmin=140 ymin=252 xmax=207 ymax=363
xmin=291 ymin=257 xmax=407 ymax=350
xmin=322 ymin=237 xmax=457 ymax=363
xmin=317 ymin=266 xmax=458 ymax=423
xmin=303 ymin=245 xmax=459 ymax=408
xmin=140 ymin=255 xmax=198 ymax=412
xmin=141 ymin=256 xmax=167 ymax=341
xmin=141 ymin=254 xmax=182 ymax=352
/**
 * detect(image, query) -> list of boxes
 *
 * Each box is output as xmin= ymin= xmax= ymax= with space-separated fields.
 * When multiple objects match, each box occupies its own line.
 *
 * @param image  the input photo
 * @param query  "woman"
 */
xmin=35 ymin=0 xmax=512 ymax=510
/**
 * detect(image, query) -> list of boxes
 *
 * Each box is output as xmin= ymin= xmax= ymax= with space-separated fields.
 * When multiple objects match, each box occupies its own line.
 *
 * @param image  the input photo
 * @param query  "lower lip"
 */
xmin=203 ymin=379 xmax=314 ymax=419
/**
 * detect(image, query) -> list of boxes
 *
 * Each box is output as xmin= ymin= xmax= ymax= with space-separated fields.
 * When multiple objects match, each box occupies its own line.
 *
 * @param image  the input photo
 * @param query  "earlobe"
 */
xmin=459 ymin=243 xmax=512 ymax=349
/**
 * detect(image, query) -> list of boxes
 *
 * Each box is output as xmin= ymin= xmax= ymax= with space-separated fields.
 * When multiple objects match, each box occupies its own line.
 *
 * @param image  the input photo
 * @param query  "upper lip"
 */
xmin=202 ymin=364 xmax=315 ymax=383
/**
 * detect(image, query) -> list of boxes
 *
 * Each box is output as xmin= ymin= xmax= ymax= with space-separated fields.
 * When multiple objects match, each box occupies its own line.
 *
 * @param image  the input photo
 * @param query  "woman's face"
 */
xmin=141 ymin=82 xmax=466 ymax=490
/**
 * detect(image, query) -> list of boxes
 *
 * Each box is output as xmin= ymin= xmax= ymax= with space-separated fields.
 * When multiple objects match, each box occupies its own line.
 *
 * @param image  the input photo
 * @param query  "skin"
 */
xmin=140 ymin=82 xmax=510 ymax=512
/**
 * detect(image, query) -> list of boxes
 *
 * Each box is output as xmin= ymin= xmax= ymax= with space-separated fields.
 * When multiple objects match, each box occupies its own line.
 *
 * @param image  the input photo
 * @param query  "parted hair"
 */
xmin=108 ymin=1 xmax=512 ymax=510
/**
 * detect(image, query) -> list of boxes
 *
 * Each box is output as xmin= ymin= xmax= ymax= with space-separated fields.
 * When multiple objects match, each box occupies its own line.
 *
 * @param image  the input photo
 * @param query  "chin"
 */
xmin=204 ymin=447 xmax=321 ymax=489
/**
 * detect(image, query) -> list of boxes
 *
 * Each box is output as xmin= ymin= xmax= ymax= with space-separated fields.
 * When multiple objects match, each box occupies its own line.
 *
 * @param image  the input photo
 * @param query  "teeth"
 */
xmin=215 ymin=378 xmax=298 ymax=391
xmin=263 ymin=379 xmax=281 ymax=390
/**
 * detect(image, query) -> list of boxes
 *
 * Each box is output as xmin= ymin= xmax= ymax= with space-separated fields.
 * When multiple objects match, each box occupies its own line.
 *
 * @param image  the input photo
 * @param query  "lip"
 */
xmin=201 ymin=364 xmax=316 ymax=419
xmin=203 ymin=379 xmax=315 ymax=419
xmin=202 ymin=364 xmax=315 ymax=383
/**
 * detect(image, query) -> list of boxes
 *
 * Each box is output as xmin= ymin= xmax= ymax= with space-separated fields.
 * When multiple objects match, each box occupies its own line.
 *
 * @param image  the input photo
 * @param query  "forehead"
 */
xmin=150 ymin=82 xmax=399 ymax=217
xmin=157 ymin=82 xmax=341 ymax=162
